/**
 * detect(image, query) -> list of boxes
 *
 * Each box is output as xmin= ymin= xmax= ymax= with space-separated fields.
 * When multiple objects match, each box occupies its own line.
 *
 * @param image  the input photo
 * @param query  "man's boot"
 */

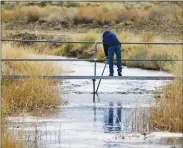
xmin=109 ymin=73 xmax=113 ymax=76
xmin=118 ymin=72 xmax=122 ymax=76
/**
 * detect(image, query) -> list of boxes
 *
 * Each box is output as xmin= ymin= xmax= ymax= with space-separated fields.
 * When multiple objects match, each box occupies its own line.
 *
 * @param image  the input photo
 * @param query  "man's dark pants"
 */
xmin=108 ymin=45 xmax=122 ymax=74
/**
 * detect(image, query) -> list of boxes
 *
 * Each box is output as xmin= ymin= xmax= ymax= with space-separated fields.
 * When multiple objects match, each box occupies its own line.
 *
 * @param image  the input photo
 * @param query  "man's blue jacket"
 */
xmin=103 ymin=31 xmax=121 ymax=57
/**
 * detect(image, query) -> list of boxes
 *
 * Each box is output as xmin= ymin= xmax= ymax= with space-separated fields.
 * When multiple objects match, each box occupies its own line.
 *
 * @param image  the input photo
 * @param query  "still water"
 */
xmin=7 ymin=56 xmax=182 ymax=148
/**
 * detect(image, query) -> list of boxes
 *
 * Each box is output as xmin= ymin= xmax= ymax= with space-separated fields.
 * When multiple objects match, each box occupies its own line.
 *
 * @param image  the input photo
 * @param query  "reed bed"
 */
xmin=150 ymin=79 xmax=182 ymax=132
xmin=2 ymin=2 xmax=182 ymax=27
xmin=51 ymin=31 xmax=182 ymax=72
xmin=2 ymin=44 xmax=61 ymax=116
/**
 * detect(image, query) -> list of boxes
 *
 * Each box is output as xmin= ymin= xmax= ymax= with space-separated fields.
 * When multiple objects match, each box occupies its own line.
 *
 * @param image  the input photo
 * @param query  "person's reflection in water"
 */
xmin=104 ymin=101 xmax=122 ymax=132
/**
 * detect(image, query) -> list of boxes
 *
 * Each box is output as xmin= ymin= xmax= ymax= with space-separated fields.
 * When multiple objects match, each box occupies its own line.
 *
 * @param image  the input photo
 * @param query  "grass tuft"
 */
xmin=52 ymin=32 xmax=98 ymax=58
xmin=2 ymin=44 xmax=61 ymax=116
xmin=150 ymin=80 xmax=183 ymax=132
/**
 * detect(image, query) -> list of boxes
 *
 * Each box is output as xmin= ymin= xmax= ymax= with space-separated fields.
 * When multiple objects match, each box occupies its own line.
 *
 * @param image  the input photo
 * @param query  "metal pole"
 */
xmin=1 ymin=58 xmax=182 ymax=62
xmin=95 ymin=62 xmax=107 ymax=94
xmin=93 ymin=81 xmax=96 ymax=102
xmin=94 ymin=42 xmax=98 ymax=77
xmin=92 ymin=42 xmax=98 ymax=96
xmin=92 ymin=79 xmax=96 ymax=94
xmin=2 ymin=40 xmax=183 ymax=45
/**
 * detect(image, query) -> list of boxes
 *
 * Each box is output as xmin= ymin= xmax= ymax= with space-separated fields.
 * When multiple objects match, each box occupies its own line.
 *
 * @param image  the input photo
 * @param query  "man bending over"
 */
xmin=103 ymin=30 xmax=122 ymax=76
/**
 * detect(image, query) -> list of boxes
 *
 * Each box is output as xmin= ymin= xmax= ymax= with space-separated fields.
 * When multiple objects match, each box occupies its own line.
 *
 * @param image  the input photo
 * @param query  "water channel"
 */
xmin=7 ymin=56 xmax=182 ymax=148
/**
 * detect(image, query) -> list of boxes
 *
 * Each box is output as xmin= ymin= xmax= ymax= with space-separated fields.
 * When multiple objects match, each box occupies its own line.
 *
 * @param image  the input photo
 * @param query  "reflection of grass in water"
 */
xmin=131 ymin=107 xmax=150 ymax=134
xmin=112 ymin=101 xmax=151 ymax=139
xmin=127 ymin=104 xmax=150 ymax=133
xmin=2 ymin=118 xmax=26 ymax=148
xmin=2 ymin=131 xmax=25 ymax=148
xmin=115 ymin=105 xmax=150 ymax=140
xmin=6 ymin=118 xmax=63 ymax=148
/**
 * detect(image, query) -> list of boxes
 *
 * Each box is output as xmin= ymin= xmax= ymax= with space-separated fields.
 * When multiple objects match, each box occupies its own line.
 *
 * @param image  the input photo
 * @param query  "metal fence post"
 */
xmin=92 ymin=42 xmax=98 ymax=97
xmin=94 ymin=42 xmax=98 ymax=78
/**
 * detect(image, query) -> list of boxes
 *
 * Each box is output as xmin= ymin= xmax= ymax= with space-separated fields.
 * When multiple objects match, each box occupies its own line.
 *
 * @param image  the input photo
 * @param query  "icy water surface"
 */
xmin=7 ymin=56 xmax=183 ymax=148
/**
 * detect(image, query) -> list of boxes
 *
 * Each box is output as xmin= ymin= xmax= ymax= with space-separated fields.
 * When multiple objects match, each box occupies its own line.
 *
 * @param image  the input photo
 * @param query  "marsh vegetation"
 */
xmin=1 ymin=1 xmax=183 ymax=147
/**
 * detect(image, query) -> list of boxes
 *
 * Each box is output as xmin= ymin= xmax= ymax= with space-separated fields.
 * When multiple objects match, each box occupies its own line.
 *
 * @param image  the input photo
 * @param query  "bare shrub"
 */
xmin=27 ymin=10 xmax=39 ymax=22
xmin=148 ymin=5 xmax=176 ymax=25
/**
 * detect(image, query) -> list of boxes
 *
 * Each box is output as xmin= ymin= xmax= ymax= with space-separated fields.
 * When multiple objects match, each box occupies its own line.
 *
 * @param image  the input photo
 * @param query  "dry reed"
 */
xmin=2 ymin=44 xmax=61 ymax=116
xmin=2 ymin=2 xmax=182 ymax=27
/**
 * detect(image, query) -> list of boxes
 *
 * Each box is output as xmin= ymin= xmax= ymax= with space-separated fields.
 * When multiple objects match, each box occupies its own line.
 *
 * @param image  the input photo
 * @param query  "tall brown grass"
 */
xmin=150 ymin=79 xmax=182 ymax=132
xmin=52 ymin=32 xmax=99 ymax=58
xmin=2 ymin=44 xmax=61 ymax=116
xmin=51 ymin=31 xmax=182 ymax=72
xmin=2 ymin=43 xmax=62 ymax=147
xmin=2 ymin=2 xmax=182 ymax=26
